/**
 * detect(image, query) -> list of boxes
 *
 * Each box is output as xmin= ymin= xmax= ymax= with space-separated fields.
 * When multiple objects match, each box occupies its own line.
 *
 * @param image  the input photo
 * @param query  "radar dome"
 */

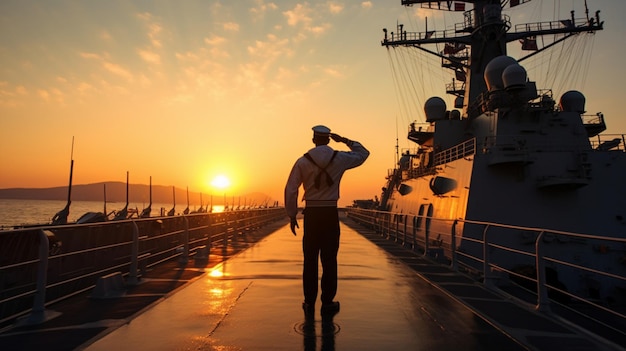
xmin=424 ymin=97 xmax=447 ymax=122
xmin=559 ymin=90 xmax=586 ymax=113
xmin=502 ymin=63 xmax=527 ymax=91
xmin=484 ymin=56 xmax=517 ymax=92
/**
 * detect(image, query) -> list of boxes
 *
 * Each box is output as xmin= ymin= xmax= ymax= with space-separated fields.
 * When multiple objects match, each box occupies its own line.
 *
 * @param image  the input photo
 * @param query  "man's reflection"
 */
xmin=303 ymin=312 xmax=337 ymax=351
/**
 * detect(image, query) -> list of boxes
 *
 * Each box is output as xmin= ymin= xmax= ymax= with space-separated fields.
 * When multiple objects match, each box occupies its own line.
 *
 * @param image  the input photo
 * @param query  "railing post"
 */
xmin=206 ymin=213 xmax=213 ymax=251
xmin=450 ymin=220 xmax=458 ymax=271
xmin=224 ymin=213 xmax=229 ymax=246
xmin=235 ymin=212 xmax=241 ymax=236
xmin=423 ymin=221 xmax=430 ymax=257
xmin=412 ymin=216 xmax=417 ymax=251
xmin=383 ymin=213 xmax=387 ymax=237
xmin=19 ymin=230 xmax=60 ymax=326
xmin=29 ymin=229 xmax=50 ymax=324
xmin=483 ymin=225 xmax=496 ymax=289
xmin=180 ymin=215 xmax=189 ymax=264
xmin=535 ymin=231 xmax=551 ymax=312
xmin=380 ymin=212 xmax=385 ymax=236
xmin=403 ymin=215 xmax=408 ymax=245
xmin=394 ymin=215 xmax=398 ymax=241
xmin=128 ymin=221 xmax=140 ymax=285
xmin=32 ymin=230 xmax=49 ymax=317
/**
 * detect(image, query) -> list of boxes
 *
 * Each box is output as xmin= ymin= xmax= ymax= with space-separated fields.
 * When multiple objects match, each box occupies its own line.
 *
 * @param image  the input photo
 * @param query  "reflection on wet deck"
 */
xmin=85 ymin=219 xmax=528 ymax=351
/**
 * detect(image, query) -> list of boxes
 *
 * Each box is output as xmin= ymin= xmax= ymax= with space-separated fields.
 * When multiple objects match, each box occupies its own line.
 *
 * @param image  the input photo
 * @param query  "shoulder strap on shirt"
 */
xmin=304 ymin=151 xmax=338 ymax=188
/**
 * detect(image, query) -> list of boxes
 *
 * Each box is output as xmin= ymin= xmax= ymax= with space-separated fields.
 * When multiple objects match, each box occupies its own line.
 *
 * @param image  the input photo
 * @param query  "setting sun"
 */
xmin=211 ymin=175 xmax=231 ymax=190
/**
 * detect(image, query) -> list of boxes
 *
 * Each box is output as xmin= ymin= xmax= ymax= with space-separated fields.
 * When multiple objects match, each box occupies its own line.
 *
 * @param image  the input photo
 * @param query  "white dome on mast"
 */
xmin=559 ymin=90 xmax=586 ymax=113
xmin=503 ymin=63 xmax=527 ymax=91
xmin=424 ymin=97 xmax=447 ymax=122
xmin=484 ymin=56 xmax=517 ymax=92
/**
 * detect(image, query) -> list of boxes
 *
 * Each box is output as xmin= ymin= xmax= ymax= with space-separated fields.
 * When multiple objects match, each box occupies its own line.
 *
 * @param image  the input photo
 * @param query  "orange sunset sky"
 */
xmin=1 ymin=0 xmax=624 ymax=207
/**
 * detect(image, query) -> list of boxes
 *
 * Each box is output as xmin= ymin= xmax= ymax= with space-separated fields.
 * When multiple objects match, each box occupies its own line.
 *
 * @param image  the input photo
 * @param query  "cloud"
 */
xmin=37 ymin=88 xmax=64 ymax=104
xmin=309 ymin=23 xmax=331 ymax=35
xmin=223 ymin=22 xmax=240 ymax=31
xmin=0 ymin=83 xmax=28 ymax=107
xmin=102 ymin=61 xmax=134 ymax=81
xmin=328 ymin=2 xmax=344 ymax=14
xmin=79 ymin=52 xmax=102 ymax=60
xmin=80 ymin=52 xmax=134 ymax=82
xmin=203 ymin=35 xmax=230 ymax=58
xmin=76 ymin=82 xmax=94 ymax=94
xmin=209 ymin=47 xmax=230 ymax=59
xmin=138 ymin=49 xmax=161 ymax=64
xmin=250 ymin=0 xmax=278 ymax=19
xmin=205 ymin=35 xmax=227 ymax=46
xmin=137 ymin=12 xmax=163 ymax=48
xmin=324 ymin=66 xmax=344 ymax=78
xmin=15 ymin=86 xmax=28 ymax=96
xmin=282 ymin=3 xmax=332 ymax=36
xmin=283 ymin=4 xmax=312 ymax=27
xmin=246 ymin=34 xmax=293 ymax=60
xmin=37 ymin=89 xmax=50 ymax=101
xmin=170 ymin=47 xmax=231 ymax=104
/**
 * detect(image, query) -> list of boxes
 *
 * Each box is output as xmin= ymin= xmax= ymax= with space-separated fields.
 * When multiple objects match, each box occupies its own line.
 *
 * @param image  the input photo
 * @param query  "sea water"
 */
xmin=0 ymin=199 xmax=221 ymax=228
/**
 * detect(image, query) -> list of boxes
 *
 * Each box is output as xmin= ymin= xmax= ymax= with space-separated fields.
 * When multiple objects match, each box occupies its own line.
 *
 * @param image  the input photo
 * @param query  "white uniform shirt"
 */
xmin=284 ymin=141 xmax=369 ymax=219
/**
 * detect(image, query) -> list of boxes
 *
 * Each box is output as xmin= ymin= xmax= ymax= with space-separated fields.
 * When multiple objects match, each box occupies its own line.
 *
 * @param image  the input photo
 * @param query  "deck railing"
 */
xmin=0 ymin=208 xmax=286 ymax=326
xmin=344 ymin=208 xmax=626 ymax=344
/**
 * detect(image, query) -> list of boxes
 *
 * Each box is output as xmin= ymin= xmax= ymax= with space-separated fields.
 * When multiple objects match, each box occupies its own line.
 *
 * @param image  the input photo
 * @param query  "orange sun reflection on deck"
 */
xmin=209 ymin=267 xmax=225 ymax=278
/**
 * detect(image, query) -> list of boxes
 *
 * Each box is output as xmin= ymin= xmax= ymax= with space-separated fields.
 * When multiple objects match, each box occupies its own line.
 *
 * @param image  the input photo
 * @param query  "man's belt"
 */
xmin=305 ymin=200 xmax=338 ymax=207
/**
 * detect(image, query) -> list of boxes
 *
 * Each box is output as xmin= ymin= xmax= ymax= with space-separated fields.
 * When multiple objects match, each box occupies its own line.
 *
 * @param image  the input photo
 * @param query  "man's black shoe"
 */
xmin=320 ymin=301 xmax=340 ymax=315
xmin=302 ymin=302 xmax=315 ymax=319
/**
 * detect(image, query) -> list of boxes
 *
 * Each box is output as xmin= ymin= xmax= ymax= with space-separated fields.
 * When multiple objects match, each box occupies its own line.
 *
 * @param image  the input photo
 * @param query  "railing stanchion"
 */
xmin=224 ymin=213 xmax=229 ymax=246
xmin=423 ymin=220 xmax=430 ymax=257
xmin=19 ymin=230 xmax=60 ymax=326
xmin=483 ymin=225 xmax=496 ymax=289
xmin=180 ymin=215 xmax=189 ymax=264
xmin=403 ymin=215 xmax=408 ymax=245
xmin=128 ymin=221 xmax=140 ymax=285
xmin=206 ymin=213 xmax=213 ymax=253
xmin=451 ymin=220 xmax=458 ymax=271
xmin=535 ymin=231 xmax=551 ymax=312
xmin=412 ymin=216 xmax=417 ymax=251
xmin=29 ymin=229 xmax=50 ymax=324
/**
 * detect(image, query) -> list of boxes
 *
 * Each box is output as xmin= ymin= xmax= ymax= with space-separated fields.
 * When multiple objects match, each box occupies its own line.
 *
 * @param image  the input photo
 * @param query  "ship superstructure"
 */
xmin=380 ymin=0 xmax=625 ymax=305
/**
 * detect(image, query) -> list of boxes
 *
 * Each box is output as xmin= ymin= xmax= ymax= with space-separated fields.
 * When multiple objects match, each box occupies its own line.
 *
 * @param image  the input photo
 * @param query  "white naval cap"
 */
xmin=312 ymin=125 xmax=331 ymax=137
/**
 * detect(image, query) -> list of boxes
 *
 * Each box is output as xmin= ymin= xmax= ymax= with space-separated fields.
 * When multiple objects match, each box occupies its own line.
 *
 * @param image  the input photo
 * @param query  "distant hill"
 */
xmin=0 ymin=182 xmax=276 ymax=207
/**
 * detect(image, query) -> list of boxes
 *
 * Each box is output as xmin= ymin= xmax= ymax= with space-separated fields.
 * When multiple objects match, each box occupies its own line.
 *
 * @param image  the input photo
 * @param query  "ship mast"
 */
xmin=382 ymin=0 xmax=603 ymax=119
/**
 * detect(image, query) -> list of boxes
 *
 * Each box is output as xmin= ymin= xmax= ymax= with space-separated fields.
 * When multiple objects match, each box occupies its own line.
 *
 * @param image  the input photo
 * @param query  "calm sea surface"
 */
xmin=0 ymin=199 xmax=222 ymax=228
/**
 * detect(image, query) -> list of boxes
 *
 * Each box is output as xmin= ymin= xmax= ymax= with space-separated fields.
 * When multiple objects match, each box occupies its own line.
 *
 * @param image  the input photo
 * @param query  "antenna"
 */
xmin=395 ymin=115 xmax=400 ymax=168
xmin=67 ymin=136 xmax=74 ymax=205
xmin=103 ymin=183 xmax=107 ymax=215
xmin=52 ymin=137 xmax=74 ymax=225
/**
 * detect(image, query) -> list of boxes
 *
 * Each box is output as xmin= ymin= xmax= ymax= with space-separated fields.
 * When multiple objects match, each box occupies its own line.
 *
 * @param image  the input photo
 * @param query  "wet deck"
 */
xmin=1 ymin=215 xmax=619 ymax=350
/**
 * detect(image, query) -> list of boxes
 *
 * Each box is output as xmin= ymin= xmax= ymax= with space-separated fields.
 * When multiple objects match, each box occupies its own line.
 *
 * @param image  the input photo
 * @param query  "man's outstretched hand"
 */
xmin=290 ymin=217 xmax=299 ymax=236
xmin=330 ymin=133 xmax=348 ymax=144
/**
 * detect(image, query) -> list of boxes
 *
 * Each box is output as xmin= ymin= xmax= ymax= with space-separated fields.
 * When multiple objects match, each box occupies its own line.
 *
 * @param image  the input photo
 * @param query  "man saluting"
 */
xmin=284 ymin=125 xmax=369 ymax=319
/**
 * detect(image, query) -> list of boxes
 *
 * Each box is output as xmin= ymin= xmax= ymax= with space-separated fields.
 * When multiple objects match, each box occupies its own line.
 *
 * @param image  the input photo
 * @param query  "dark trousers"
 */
xmin=302 ymin=206 xmax=340 ymax=305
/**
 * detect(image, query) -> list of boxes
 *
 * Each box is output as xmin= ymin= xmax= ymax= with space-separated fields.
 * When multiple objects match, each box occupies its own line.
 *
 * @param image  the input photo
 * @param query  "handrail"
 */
xmin=0 ymin=208 xmax=286 ymax=326
xmin=344 ymin=208 xmax=626 ymax=342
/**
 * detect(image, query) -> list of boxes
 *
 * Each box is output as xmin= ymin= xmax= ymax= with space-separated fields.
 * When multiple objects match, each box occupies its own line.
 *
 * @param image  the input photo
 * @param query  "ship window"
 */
xmin=425 ymin=204 xmax=433 ymax=233
xmin=416 ymin=204 xmax=425 ymax=230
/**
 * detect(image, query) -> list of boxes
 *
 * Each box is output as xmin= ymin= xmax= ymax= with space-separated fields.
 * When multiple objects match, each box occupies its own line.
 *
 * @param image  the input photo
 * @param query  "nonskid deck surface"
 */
xmin=85 ymin=218 xmax=525 ymax=351
xmin=1 ymin=216 xmax=617 ymax=351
